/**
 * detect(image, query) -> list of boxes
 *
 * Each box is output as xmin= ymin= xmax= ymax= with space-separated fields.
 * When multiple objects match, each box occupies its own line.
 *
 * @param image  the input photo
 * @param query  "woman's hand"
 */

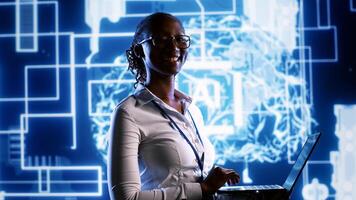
xmin=200 ymin=166 xmax=240 ymax=195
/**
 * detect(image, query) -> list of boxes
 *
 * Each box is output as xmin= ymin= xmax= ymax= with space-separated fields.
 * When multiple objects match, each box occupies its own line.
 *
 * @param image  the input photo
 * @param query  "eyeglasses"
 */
xmin=137 ymin=35 xmax=190 ymax=49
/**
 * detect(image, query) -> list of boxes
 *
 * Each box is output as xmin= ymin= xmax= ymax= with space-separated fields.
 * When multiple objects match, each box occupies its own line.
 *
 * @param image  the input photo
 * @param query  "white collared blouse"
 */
xmin=108 ymin=85 xmax=215 ymax=200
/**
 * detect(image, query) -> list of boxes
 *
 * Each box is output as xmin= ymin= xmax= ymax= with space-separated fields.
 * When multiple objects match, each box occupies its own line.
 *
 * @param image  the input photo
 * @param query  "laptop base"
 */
xmin=216 ymin=189 xmax=289 ymax=200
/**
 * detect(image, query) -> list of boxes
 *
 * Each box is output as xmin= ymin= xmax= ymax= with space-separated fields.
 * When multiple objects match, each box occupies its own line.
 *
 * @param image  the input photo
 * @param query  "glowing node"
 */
xmin=302 ymin=178 xmax=329 ymax=200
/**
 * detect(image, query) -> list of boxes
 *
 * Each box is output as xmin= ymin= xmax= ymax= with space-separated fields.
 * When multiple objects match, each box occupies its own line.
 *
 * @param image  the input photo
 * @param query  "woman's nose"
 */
xmin=165 ymin=38 xmax=179 ymax=50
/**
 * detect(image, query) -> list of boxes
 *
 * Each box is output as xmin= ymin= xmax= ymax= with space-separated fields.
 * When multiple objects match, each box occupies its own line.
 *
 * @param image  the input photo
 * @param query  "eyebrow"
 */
xmin=152 ymin=33 xmax=186 ymax=37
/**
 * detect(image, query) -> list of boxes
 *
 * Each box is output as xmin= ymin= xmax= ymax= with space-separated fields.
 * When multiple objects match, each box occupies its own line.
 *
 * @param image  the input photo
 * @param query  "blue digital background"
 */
xmin=1 ymin=0 xmax=356 ymax=199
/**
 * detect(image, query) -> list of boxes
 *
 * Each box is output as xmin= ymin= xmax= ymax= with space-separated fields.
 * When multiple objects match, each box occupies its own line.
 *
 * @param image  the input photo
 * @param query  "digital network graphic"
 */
xmin=0 ymin=0 xmax=353 ymax=199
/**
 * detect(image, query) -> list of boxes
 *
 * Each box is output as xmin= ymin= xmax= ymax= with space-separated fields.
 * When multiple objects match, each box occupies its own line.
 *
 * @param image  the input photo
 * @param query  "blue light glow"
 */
xmin=0 ymin=0 xmax=349 ymax=199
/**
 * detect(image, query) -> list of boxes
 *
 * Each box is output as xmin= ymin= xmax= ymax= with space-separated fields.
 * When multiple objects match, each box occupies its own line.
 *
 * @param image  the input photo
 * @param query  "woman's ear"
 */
xmin=133 ymin=44 xmax=144 ymax=59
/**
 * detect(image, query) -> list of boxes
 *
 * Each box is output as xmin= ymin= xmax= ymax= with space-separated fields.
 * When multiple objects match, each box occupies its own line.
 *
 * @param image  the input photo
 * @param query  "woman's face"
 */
xmin=141 ymin=17 xmax=188 ymax=77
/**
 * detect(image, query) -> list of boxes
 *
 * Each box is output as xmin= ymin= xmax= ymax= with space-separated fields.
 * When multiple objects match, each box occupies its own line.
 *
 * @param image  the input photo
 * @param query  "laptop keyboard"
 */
xmin=242 ymin=185 xmax=283 ymax=190
xmin=219 ymin=184 xmax=284 ymax=191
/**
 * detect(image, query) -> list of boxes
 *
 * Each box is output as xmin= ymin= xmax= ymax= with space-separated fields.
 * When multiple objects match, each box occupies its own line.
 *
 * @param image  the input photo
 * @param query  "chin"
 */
xmin=163 ymin=68 xmax=180 ymax=76
xmin=160 ymin=63 xmax=182 ymax=75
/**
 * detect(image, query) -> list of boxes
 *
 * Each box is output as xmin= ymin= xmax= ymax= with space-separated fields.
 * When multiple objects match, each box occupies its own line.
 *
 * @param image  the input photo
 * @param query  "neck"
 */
xmin=145 ymin=72 xmax=176 ymax=102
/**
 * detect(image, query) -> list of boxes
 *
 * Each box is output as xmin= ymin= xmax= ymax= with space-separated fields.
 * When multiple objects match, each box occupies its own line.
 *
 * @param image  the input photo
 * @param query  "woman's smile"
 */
xmin=163 ymin=55 xmax=179 ymax=62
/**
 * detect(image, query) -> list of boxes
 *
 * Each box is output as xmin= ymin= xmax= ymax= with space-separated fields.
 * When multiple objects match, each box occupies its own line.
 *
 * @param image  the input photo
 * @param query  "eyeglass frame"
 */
xmin=136 ymin=35 xmax=191 ymax=49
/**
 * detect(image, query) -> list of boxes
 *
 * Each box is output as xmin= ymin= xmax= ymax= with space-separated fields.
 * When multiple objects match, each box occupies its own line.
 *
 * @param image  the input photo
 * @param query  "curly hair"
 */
xmin=126 ymin=12 xmax=183 ymax=88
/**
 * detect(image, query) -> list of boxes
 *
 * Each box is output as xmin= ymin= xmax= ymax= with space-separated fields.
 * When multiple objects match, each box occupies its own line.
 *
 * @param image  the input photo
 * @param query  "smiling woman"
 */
xmin=126 ymin=12 xmax=189 ymax=88
xmin=107 ymin=12 xmax=240 ymax=200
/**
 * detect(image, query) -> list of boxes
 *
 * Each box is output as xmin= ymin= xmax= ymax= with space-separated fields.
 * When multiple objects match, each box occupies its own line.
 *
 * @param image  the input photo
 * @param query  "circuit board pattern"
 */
xmin=0 ymin=0 xmax=348 ymax=199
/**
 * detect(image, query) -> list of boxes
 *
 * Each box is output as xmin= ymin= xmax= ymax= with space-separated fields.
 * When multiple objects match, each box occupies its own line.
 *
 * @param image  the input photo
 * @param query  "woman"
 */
xmin=108 ymin=12 xmax=240 ymax=200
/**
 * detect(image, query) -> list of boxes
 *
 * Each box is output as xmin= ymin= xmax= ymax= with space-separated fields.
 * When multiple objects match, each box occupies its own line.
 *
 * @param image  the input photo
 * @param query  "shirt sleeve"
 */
xmin=107 ymin=107 xmax=203 ymax=200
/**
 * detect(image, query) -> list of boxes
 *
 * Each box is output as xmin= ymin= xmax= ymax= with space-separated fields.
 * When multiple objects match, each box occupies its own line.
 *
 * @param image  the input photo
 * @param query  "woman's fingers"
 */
xmin=207 ymin=166 xmax=241 ymax=186
xmin=228 ymin=177 xmax=239 ymax=185
xmin=227 ymin=176 xmax=240 ymax=185
xmin=232 ymin=176 xmax=240 ymax=184
xmin=221 ymin=168 xmax=240 ymax=185
xmin=224 ymin=171 xmax=239 ymax=178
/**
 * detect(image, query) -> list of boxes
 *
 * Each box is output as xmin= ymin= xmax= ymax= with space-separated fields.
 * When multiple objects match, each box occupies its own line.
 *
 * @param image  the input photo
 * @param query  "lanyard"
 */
xmin=152 ymin=100 xmax=205 ymax=181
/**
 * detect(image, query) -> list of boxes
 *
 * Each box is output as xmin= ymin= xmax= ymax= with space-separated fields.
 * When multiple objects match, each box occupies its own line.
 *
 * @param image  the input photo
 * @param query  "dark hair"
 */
xmin=126 ymin=12 xmax=183 ymax=88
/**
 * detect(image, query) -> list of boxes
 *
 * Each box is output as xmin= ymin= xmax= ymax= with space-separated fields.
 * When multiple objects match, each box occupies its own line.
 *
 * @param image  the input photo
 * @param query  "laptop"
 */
xmin=217 ymin=133 xmax=321 ymax=199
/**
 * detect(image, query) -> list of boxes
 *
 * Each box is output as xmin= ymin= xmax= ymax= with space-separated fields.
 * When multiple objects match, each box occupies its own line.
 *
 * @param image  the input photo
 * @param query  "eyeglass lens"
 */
xmin=153 ymin=35 xmax=190 ymax=49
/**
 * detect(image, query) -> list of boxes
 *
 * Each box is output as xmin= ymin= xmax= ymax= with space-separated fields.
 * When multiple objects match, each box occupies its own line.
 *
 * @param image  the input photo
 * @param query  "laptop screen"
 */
xmin=282 ymin=133 xmax=321 ymax=191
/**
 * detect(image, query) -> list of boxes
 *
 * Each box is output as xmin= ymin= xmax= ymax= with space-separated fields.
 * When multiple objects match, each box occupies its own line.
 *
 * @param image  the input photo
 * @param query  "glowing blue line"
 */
xmin=327 ymin=0 xmax=331 ymax=26
xmin=334 ymin=26 xmax=339 ymax=62
xmin=18 ymin=114 xmax=103 ymax=195
xmin=0 ymin=1 xmax=61 ymax=104
xmin=26 ymin=162 xmax=102 ymax=170
xmin=74 ymin=32 xmax=133 ymax=38
xmin=38 ymin=170 xmax=43 ymax=192
xmin=37 ymin=169 xmax=50 ymax=193
xmin=70 ymin=34 xmax=77 ymax=150
xmin=317 ymin=0 xmax=320 ymax=27
xmin=3 ymin=193 xmax=101 ymax=197
xmin=47 ymin=169 xmax=50 ymax=192
xmin=24 ymin=63 xmax=127 ymax=68
xmin=15 ymin=0 xmax=39 ymax=52
xmin=0 ymin=97 xmax=58 ymax=102
xmin=307 ymin=160 xmax=332 ymax=164
xmin=15 ymin=0 xmax=19 ymax=51
xmin=294 ymin=46 xmax=312 ymax=63
xmin=24 ymin=65 xmax=29 ymax=135
xmin=0 ymin=1 xmax=56 ymax=6
xmin=20 ymin=114 xmax=25 ymax=169
xmin=124 ymin=11 xmax=236 ymax=17
xmin=34 ymin=0 xmax=38 ymax=52
xmin=0 ymin=32 xmax=72 ymax=37
xmin=351 ymin=0 xmax=356 ymax=12
xmin=0 ymin=180 xmax=108 ymax=183
xmin=0 ymin=130 xmax=22 ymax=134
xmin=1 ymin=64 xmax=129 ymax=114
xmin=1 ymin=27 xmax=287 ymax=38
xmin=97 ymin=167 xmax=102 ymax=195
xmin=195 ymin=0 xmax=206 ymax=61
xmin=0 ymin=2 xmax=62 ymax=134
xmin=0 ymin=98 xmax=29 ymax=101
xmin=304 ymin=162 xmax=308 ymax=185
xmin=88 ymin=81 xmax=92 ymax=116
xmin=1 ymin=61 xmax=232 ymax=73
xmin=21 ymin=113 xmax=73 ymax=117
xmin=54 ymin=1 xmax=60 ymax=103
xmin=118 ymin=0 xmax=236 ymax=17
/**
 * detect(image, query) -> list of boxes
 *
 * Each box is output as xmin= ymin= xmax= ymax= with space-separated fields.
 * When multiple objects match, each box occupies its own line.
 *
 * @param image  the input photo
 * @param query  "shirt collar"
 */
xmin=133 ymin=84 xmax=193 ymax=108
